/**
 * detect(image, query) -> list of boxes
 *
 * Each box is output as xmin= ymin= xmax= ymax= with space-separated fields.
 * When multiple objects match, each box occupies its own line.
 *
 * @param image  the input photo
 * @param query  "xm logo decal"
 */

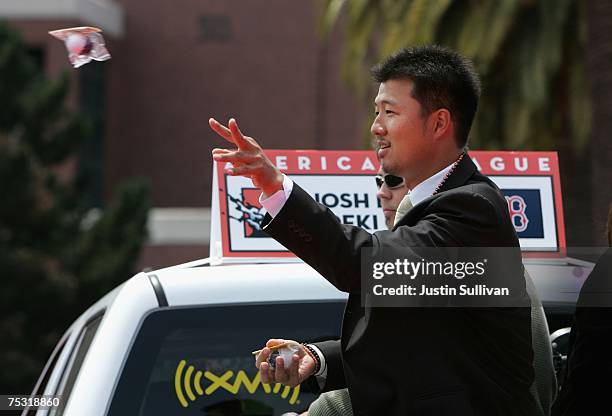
xmin=174 ymin=360 xmax=301 ymax=408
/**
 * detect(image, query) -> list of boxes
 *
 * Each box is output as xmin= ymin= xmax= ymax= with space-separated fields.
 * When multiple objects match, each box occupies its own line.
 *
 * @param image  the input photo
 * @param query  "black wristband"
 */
xmin=302 ymin=343 xmax=321 ymax=374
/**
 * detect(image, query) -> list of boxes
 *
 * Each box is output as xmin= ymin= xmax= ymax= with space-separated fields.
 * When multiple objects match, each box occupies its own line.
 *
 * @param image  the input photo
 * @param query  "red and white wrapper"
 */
xmin=49 ymin=26 xmax=111 ymax=68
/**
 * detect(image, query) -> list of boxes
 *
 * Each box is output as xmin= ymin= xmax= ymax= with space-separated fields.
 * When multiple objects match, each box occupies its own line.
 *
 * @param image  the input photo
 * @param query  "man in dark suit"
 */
xmin=553 ymin=205 xmax=612 ymax=415
xmin=210 ymin=46 xmax=537 ymax=415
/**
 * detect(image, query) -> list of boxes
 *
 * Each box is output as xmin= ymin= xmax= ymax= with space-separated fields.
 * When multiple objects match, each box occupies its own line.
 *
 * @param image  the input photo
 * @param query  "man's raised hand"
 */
xmin=209 ymin=118 xmax=283 ymax=196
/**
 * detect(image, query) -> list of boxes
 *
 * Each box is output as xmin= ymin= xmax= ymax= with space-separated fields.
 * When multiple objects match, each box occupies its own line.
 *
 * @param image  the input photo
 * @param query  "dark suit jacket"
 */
xmin=262 ymin=155 xmax=537 ymax=415
xmin=553 ymin=248 xmax=612 ymax=415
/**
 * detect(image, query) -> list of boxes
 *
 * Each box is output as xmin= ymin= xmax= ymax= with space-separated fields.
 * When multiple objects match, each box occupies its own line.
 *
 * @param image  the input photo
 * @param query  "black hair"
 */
xmin=371 ymin=45 xmax=481 ymax=148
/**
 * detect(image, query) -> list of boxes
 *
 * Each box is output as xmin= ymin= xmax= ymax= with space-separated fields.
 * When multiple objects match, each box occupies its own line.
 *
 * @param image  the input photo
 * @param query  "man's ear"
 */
xmin=431 ymin=108 xmax=452 ymax=139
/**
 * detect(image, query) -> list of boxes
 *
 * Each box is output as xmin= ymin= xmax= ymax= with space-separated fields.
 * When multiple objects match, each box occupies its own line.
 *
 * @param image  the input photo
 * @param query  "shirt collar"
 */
xmin=408 ymin=162 xmax=456 ymax=207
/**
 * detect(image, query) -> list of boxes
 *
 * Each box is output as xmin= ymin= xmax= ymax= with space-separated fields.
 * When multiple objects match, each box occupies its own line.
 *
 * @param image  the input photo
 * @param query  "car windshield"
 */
xmin=108 ymin=301 xmax=344 ymax=416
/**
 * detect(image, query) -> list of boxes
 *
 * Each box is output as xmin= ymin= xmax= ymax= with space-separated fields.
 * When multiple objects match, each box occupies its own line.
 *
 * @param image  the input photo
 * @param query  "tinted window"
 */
xmin=108 ymin=301 xmax=344 ymax=416
xmin=51 ymin=314 xmax=104 ymax=415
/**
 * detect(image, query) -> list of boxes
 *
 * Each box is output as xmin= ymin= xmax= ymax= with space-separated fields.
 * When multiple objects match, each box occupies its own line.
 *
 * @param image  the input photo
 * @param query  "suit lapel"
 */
xmin=435 ymin=153 xmax=477 ymax=194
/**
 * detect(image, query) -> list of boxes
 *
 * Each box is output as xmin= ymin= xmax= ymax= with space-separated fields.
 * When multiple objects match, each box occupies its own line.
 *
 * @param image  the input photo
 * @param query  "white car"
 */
xmin=23 ymin=256 xmax=592 ymax=416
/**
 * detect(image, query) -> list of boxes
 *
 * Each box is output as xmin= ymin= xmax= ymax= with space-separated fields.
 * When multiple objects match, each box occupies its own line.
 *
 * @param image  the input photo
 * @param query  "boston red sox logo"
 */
xmin=505 ymin=195 xmax=529 ymax=233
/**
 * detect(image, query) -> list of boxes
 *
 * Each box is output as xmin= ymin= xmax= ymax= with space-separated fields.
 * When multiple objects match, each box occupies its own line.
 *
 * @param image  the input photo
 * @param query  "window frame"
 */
xmin=22 ymin=333 xmax=69 ymax=416
xmin=49 ymin=311 xmax=105 ymax=416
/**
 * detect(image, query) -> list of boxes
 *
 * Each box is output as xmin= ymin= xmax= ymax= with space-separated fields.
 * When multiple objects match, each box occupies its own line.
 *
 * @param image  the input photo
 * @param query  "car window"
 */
xmin=108 ymin=301 xmax=345 ymax=416
xmin=51 ymin=313 xmax=104 ymax=415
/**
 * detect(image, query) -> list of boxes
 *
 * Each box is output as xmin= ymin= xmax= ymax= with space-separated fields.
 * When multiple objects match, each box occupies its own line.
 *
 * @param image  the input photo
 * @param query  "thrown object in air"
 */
xmin=49 ymin=26 xmax=111 ymax=68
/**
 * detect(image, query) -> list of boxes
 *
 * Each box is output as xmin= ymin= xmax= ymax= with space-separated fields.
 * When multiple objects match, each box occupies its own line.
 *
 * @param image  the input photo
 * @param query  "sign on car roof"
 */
xmin=210 ymin=150 xmax=565 ymax=261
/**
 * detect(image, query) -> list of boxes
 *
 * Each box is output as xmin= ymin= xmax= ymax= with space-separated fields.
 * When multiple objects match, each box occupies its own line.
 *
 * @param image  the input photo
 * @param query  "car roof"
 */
xmin=71 ymin=255 xmax=593 ymax=325
xmin=152 ymin=261 xmax=348 ymax=307
xmin=151 ymin=256 xmax=593 ymax=306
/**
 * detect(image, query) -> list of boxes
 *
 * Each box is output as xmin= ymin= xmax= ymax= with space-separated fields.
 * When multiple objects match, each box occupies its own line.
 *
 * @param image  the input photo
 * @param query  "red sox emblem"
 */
xmin=505 ymin=195 xmax=529 ymax=233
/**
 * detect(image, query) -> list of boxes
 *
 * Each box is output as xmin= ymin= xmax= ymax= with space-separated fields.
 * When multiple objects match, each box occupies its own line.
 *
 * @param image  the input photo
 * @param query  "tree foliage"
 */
xmin=319 ymin=0 xmax=590 ymax=150
xmin=0 ymin=23 xmax=150 ymax=392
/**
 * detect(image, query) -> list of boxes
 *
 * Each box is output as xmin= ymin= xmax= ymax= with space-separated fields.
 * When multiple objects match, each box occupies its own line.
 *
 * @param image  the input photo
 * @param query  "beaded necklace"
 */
xmin=431 ymin=152 xmax=465 ymax=196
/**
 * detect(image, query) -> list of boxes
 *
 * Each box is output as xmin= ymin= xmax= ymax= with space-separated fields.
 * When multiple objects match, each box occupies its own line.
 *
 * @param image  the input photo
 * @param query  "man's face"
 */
xmin=376 ymin=168 xmax=408 ymax=229
xmin=372 ymin=79 xmax=434 ymax=187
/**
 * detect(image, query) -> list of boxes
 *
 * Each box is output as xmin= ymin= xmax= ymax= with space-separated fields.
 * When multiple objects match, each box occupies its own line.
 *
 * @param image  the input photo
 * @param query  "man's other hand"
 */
xmin=210 ymin=118 xmax=283 ymax=197
xmin=255 ymin=338 xmax=316 ymax=387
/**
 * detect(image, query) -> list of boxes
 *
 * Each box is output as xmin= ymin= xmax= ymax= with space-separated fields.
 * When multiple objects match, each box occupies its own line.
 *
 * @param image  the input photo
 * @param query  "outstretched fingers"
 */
xmin=228 ymin=118 xmax=250 ymax=148
xmin=209 ymin=118 xmax=233 ymax=143
xmin=212 ymin=148 xmax=258 ymax=168
xmin=209 ymin=117 xmax=253 ymax=151
xmin=211 ymin=148 xmax=232 ymax=156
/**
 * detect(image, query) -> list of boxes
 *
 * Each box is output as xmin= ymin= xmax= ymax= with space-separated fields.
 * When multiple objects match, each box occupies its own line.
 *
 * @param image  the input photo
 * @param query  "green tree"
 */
xmin=584 ymin=0 xmax=612 ymax=243
xmin=0 ymin=23 xmax=150 ymax=392
xmin=320 ymin=0 xmax=589 ymax=149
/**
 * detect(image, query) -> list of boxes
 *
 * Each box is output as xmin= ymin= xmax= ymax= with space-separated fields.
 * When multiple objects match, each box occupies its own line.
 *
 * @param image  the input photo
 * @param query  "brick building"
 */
xmin=1 ymin=0 xmax=368 ymax=269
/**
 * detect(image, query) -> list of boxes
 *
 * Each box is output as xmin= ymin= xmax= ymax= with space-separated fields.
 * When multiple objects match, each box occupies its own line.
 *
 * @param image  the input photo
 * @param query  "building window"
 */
xmin=26 ymin=46 xmax=46 ymax=71
xmin=198 ymin=14 xmax=232 ymax=42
